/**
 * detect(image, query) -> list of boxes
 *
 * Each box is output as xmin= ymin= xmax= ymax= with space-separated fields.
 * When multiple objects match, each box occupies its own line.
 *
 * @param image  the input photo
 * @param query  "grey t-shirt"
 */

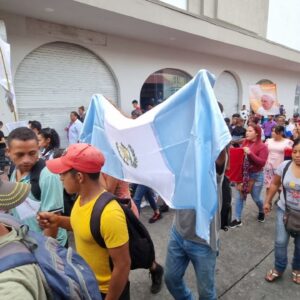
xmin=174 ymin=172 xmax=223 ymax=252
xmin=276 ymin=160 xmax=300 ymax=211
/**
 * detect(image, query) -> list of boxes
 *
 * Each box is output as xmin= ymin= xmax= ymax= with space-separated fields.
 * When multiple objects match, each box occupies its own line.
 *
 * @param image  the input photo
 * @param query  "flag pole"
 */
xmin=0 ymin=46 xmax=17 ymax=121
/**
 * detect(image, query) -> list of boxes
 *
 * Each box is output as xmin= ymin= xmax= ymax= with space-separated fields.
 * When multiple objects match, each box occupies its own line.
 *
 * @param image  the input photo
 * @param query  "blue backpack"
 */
xmin=0 ymin=213 xmax=102 ymax=300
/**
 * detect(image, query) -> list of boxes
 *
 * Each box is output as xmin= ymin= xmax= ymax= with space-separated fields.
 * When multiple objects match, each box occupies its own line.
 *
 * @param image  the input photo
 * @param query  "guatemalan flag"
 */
xmin=80 ymin=69 xmax=231 ymax=242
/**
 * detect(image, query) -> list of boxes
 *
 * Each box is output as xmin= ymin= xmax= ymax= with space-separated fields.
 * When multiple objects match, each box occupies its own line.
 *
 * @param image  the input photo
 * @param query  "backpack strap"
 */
xmin=282 ymin=160 xmax=292 ymax=209
xmin=90 ymin=192 xmax=116 ymax=248
xmin=30 ymin=159 xmax=46 ymax=200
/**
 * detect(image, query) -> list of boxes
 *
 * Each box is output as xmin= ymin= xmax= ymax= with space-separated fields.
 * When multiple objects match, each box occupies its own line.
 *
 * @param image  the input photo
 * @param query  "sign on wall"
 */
xmin=249 ymin=84 xmax=280 ymax=116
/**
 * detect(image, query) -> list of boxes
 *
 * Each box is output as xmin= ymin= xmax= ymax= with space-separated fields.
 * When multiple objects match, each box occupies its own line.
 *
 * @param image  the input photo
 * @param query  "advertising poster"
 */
xmin=249 ymin=84 xmax=279 ymax=116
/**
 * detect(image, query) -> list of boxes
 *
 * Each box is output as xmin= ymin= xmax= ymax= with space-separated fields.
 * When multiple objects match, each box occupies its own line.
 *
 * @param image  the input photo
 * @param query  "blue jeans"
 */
xmin=274 ymin=207 xmax=300 ymax=273
xmin=234 ymin=171 xmax=264 ymax=220
xmin=133 ymin=184 xmax=158 ymax=213
xmin=164 ymin=226 xmax=217 ymax=300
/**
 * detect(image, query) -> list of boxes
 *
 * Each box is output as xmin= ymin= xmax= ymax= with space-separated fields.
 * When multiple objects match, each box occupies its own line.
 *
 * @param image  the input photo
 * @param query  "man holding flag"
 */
xmin=164 ymin=102 xmax=227 ymax=300
xmin=80 ymin=69 xmax=231 ymax=299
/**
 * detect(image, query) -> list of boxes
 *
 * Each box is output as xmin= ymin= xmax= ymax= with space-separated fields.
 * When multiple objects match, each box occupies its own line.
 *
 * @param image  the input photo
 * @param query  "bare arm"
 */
xmin=264 ymin=174 xmax=281 ymax=215
xmin=37 ymin=213 xmax=73 ymax=231
xmin=100 ymin=174 xmax=118 ymax=194
xmin=216 ymin=149 xmax=226 ymax=168
xmin=105 ymin=242 xmax=131 ymax=300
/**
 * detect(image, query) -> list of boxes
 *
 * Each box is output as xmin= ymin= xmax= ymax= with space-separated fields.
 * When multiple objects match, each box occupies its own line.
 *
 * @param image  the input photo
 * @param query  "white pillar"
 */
xmin=0 ymin=20 xmax=14 ymax=134
xmin=0 ymin=20 xmax=7 ymax=41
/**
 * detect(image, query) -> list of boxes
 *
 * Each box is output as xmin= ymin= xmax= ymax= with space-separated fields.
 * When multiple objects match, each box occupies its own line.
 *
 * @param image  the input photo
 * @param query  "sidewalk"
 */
xmin=130 ymin=197 xmax=300 ymax=299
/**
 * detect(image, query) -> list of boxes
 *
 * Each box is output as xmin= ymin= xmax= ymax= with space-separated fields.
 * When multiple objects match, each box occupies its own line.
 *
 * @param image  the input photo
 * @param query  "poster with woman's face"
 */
xmin=249 ymin=84 xmax=280 ymax=116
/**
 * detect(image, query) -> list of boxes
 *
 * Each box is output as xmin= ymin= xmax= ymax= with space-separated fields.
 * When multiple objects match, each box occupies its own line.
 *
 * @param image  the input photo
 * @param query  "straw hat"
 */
xmin=0 ymin=172 xmax=31 ymax=211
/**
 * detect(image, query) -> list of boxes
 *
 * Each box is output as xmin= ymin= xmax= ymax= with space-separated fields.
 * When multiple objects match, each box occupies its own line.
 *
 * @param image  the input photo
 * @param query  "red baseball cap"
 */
xmin=46 ymin=143 xmax=105 ymax=174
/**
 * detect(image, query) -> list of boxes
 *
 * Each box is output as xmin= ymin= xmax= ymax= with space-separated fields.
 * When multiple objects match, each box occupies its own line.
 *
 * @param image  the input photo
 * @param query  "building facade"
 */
xmin=0 ymin=0 xmax=300 ymax=145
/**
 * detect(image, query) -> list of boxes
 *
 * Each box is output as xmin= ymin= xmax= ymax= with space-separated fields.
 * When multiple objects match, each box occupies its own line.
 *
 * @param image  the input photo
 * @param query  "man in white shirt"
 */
xmin=67 ymin=111 xmax=83 ymax=145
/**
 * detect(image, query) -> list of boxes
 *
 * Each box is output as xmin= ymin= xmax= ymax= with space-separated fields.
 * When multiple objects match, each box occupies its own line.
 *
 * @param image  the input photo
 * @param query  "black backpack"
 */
xmin=90 ymin=192 xmax=155 ymax=270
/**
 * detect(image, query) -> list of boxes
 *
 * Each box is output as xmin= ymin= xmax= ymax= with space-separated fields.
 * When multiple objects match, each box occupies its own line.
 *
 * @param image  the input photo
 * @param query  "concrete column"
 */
xmin=188 ymin=0 xmax=201 ymax=16
xmin=0 ymin=19 xmax=14 ymax=132
xmin=0 ymin=20 xmax=7 ymax=41
xmin=202 ymin=0 xmax=216 ymax=18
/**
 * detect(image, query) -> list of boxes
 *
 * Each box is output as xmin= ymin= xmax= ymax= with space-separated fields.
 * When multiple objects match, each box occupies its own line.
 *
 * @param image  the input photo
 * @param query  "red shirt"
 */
xmin=243 ymin=140 xmax=268 ymax=173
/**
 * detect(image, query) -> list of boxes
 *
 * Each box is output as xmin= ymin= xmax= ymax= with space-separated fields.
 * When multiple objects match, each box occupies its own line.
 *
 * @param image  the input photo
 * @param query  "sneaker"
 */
xmin=150 ymin=263 xmax=164 ymax=294
xmin=159 ymin=203 xmax=169 ymax=213
xmin=258 ymin=212 xmax=265 ymax=223
xmin=229 ymin=219 xmax=242 ymax=228
xmin=149 ymin=212 xmax=162 ymax=223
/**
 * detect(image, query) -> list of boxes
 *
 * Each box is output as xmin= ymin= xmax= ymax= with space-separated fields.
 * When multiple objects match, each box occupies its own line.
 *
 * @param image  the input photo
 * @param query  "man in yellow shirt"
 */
xmin=38 ymin=143 xmax=131 ymax=300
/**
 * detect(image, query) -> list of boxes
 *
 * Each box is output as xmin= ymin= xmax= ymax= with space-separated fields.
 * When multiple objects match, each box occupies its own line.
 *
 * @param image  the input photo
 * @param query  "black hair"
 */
xmin=132 ymin=100 xmax=138 ymax=104
xmin=70 ymin=169 xmax=100 ymax=181
xmin=0 ymin=121 xmax=3 ymax=127
xmin=273 ymin=125 xmax=285 ymax=136
xmin=78 ymin=106 xmax=85 ymax=111
xmin=70 ymin=111 xmax=80 ymax=119
xmin=232 ymin=113 xmax=241 ymax=118
xmin=7 ymin=127 xmax=38 ymax=146
xmin=28 ymin=120 xmax=42 ymax=133
xmin=39 ymin=127 xmax=60 ymax=151
xmin=293 ymin=138 xmax=300 ymax=148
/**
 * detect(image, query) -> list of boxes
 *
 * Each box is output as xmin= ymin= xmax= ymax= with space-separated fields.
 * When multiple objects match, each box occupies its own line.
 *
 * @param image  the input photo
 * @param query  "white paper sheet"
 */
xmin=15 ymin=197 xmax=40 ymax=220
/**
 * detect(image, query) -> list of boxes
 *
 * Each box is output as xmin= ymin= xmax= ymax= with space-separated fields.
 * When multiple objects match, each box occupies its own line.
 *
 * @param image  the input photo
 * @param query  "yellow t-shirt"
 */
xmin=70 ymin=192 xmax=129 ymax=294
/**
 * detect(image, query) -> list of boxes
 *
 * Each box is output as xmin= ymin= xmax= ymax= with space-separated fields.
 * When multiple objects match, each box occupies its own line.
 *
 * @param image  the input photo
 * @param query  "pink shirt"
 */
xmin=266 ymin=138 xmax=293 ymax=168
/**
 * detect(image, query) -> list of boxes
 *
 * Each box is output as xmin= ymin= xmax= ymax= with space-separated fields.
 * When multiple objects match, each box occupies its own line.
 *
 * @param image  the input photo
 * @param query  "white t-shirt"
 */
xmin=68 ymin=119 xmax=83 ymax=145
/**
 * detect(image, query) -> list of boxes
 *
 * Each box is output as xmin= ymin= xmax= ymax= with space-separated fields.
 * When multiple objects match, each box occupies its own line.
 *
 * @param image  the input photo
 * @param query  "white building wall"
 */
xmin=267 ymin=0 xmax=300 ymax=51
xmin=1 ymin=12 xmax=299 ymax=123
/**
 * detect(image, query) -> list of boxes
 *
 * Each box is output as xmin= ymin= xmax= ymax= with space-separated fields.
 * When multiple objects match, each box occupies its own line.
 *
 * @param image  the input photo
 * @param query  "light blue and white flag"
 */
xmin=80 ymin=69 xmax=231 ymax=241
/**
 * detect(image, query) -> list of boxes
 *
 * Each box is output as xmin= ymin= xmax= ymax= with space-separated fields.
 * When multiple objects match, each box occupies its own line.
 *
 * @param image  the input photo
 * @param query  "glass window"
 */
xmin=140 ymin=68 xmax=192 ymax=110
xmin=256 ymin=79 xmax=273 ymax=85
xmin=160 ymin=0 xmax=187 ymax=10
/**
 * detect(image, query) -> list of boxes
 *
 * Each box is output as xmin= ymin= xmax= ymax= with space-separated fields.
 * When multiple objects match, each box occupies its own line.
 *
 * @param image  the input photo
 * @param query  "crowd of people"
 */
xmin=0 ymin=101 xmax=300 ymax=299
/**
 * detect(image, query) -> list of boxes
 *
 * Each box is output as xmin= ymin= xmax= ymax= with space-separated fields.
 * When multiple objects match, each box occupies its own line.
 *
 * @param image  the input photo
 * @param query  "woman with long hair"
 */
xmin=230 ymin=124 xmax=268 ymax=228
xmin=264 ymin=125 xmax=293 ymax=196
xmin=38 ymin=127 xmax=60 ymax=161
xmin=264 ymin=138 xmax=300 ymax=284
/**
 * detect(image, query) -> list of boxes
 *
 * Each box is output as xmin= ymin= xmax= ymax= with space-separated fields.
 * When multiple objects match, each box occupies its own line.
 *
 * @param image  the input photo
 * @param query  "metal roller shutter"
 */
xmin=14 ymin=42 xmax=118 ymax=147
xmin=214 ymin=71 xmax=239 ymax=117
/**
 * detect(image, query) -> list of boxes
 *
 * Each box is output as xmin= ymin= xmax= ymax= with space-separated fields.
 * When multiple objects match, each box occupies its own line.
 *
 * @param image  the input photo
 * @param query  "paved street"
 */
xmin=131 ymin=195 xmax=300 ymax=300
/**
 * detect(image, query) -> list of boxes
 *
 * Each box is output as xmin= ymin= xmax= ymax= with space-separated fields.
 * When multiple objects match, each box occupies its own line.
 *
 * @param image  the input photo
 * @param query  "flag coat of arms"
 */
xmin=80 ymin=70 xmax=231 ymax=241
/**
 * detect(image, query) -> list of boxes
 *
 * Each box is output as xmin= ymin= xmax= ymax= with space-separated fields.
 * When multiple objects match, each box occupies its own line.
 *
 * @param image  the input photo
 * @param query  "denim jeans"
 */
xmin=234 ymin=171 xmax=264 ymax=220
xmin=274 ymin=206 xmax=300 ymax=273
xmin=133 ymin=184 xmax=158 ymax=213
xmin=164 ymin=226 xmax=217 ymax=300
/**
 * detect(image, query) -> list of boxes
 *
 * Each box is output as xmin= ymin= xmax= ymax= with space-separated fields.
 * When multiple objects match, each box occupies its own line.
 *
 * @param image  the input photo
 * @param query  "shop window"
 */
xmin=256 ymin=79 xmax=273 ymax=85
xmin=160 ymin=0 xmax=187 ymax=9
xmin=140 ymin=68 xmax=192 ymax=110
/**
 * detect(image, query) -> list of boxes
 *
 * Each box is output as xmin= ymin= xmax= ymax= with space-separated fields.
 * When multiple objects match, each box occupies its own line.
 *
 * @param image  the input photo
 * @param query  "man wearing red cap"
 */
xmin=38 ymin=143 xmax=131 ymax=300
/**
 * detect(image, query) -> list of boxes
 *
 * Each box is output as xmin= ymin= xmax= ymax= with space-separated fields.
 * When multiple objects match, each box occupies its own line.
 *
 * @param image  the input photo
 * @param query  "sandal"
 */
xmin=265 ymin=269 xmax=282 ymax=282
xmin=292 ymin=270 xmax=300 ymax=284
